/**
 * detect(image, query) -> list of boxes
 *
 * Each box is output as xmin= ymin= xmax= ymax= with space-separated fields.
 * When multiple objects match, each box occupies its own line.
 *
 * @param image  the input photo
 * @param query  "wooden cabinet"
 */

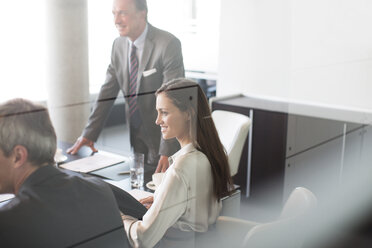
xmin=212 ymin=98 xmax=288 ymax=207
xmin=343 ymin=125 xmax=372 ymax=182
xmin=283 ymin=116 xmax=361 ymax=202
xmin=212 ymin=95 xmax=370 ymax=208
xmin=361 ymin=126 xmax=372 ymax=168
xmin=285 ymin=115 xmax=345 ymax=157
xmin=284 ymin=127 xmax=344 ymax=202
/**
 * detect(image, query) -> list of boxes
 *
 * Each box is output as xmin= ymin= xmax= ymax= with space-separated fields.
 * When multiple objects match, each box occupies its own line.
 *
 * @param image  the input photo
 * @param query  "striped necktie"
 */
xmin=129 ymin=44 xmax=142 ymax=127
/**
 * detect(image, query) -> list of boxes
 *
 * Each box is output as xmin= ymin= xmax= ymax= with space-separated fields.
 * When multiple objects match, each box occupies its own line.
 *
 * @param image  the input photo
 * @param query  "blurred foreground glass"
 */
xmin=130 ymin=153 xmax=144 ymax=188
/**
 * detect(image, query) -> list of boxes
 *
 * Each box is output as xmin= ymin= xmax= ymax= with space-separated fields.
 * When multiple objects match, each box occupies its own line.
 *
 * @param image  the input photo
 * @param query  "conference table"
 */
xmin=57 ymin=141 xmax=156 ymax=192
xmin=0 ymin=141 xmax=156 ymax=207
xmin=0 ymin=141 xmax=241 ymax=218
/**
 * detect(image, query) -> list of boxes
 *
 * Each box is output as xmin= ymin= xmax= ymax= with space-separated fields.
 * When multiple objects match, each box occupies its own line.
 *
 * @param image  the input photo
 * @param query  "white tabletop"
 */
xmin=212 ymin=94 xmax=372 ymax=125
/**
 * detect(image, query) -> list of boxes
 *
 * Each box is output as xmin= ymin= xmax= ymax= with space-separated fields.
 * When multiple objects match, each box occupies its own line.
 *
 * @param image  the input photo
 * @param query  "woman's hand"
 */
xmin=155 ymin=155 xmax=169 ymax=173
xmin=140 ymin=196 xmax=154 ymax=209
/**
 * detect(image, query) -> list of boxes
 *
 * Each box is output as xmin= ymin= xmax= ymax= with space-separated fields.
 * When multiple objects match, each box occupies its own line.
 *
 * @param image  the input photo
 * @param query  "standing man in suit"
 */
xmin=67 ymin=0 xmax=184 ymax=173
xmin=0 ymin=98 xmax=129 ymax=247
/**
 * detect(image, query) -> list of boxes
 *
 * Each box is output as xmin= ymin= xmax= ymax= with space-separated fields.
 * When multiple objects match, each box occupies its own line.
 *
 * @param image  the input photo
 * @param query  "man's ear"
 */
xmin=12 ymin=145 xmax=28 ymax=168
xmin=140 ymin=10 xmax=147 ymax=20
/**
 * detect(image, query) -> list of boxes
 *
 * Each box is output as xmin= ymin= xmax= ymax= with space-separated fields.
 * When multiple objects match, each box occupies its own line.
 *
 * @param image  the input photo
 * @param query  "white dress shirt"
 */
xmin=123 ymin=143 xmax=221 ymax=248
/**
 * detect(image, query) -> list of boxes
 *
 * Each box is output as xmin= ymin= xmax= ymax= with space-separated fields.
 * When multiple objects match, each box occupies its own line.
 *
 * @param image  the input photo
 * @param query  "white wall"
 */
xmin=218 ymin=0 xmax=372 ymax=111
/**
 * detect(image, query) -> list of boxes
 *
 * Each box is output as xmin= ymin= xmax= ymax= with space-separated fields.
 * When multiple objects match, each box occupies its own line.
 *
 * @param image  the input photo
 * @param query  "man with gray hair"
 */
xmin=0 ymin=98 xmax=129 ymax=247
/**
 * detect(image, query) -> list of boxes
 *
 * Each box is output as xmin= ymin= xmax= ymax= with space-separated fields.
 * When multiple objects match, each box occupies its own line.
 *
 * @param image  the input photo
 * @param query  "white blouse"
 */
xmin=123 ymin=143 xmax=221 ymax=248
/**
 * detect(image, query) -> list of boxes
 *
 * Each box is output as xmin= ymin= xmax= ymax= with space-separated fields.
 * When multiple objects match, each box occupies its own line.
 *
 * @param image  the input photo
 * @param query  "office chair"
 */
xmin=211 ymin=110 xmax=251 ymax=177
xmin=199 ymin=187 xmax=317 ymax=248
xmin=211 ymin=110 xmax=251 ymax=218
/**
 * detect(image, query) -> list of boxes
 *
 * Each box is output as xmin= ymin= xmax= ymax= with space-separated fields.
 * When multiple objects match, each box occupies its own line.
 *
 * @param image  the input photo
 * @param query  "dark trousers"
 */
xmin=130 ymin=125 xmax=159 ymax=166
xmin=107 ymin=183 xmax=147 ymax=219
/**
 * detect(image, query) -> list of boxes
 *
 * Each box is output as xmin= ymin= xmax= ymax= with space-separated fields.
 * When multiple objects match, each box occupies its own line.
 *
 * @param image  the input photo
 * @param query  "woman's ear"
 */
xmin=186 ymin=111 xmax=191 ymax=121
xmin=187 ymin=108 xmax=196 ymax=121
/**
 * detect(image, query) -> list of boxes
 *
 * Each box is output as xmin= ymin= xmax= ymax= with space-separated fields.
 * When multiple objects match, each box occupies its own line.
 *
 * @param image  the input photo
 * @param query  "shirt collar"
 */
xmin=168 ymin=143 xmax=196 ymax=165
xmin=128 ymin=23 xmax=148 ymax=50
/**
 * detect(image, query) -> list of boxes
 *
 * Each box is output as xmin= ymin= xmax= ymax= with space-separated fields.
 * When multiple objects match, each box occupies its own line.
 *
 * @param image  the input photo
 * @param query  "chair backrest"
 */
xmin=242 ymin=218 xmax=301 ymax=248
xmin=212 ymin=110 xmax=251 ymax=176
xmin=241 ymin=187 xmax=317 ymax=248
xmin=280 ymin=187 xmax=317 ymax=220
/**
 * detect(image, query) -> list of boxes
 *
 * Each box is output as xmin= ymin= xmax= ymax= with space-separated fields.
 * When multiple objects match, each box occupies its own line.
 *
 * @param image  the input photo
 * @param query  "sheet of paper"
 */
xmin=0 ymin=194 xmax=14 ymax=202
xmin=90 ymin=162 xmax=130 ymax=181
xmin=60 ymin=153 xmax=126 ymax=173
xmin=129 ymin=189 xmax=153 ymax=201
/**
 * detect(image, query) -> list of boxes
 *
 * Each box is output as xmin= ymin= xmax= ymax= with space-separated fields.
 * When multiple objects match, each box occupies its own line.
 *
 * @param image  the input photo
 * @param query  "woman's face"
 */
xmin=155 ymin=93 xmax=190 ymax=146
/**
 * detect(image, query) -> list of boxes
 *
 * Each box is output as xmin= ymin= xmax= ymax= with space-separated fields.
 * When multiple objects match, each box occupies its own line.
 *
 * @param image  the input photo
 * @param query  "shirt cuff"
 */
xmin=121 ymin=214 xmax=138 ymax=247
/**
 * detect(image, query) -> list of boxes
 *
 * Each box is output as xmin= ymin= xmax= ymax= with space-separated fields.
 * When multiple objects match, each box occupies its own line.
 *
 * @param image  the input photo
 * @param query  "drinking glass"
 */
xmin=130 ymin=153 xmax=144 ymax=188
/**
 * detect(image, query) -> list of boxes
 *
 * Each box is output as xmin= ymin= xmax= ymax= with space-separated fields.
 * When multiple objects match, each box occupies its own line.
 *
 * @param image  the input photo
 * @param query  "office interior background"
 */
xmin=1 ymin=0 xmax=372 ymax=247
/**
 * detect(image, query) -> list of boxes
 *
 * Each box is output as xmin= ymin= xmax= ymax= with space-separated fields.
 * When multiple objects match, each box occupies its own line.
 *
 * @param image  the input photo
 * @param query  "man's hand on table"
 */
xmin=66 ymin=136 xmax=98 ymax=155
xmin=155 ymin=155 xmax=169 ymax=173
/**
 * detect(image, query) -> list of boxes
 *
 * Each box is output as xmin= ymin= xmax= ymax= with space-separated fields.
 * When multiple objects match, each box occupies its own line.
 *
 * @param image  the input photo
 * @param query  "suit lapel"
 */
xmin=137 ymin=24 xmax=154 ymax=94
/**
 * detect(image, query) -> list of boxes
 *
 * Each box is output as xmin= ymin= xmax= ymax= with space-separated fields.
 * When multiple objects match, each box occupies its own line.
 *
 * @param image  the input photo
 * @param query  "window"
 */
xmin=0 ymin=0 xmax=47 ymax=101
xmin=0 ymin=1 xmax=221 ymax=101
xmin=88 ymin=0 xmax=118 ymax=94
xmin=147 ymin=0 xmax=221 ymax=73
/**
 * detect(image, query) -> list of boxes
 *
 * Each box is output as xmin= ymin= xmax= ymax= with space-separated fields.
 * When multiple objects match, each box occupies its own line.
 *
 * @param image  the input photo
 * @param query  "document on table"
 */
xmin=60 ymin=153 xmax=126 ymax=173
xmin=0 ymin=194 xmax=14 ymax=202
xmin=129 ymin=189 xmax=153 ymax=201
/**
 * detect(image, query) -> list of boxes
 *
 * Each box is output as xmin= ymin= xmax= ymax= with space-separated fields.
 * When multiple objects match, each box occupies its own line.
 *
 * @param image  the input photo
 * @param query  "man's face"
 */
xmin=112 ymin=0 xmax=146 ymax=41
xmin=0 ymin=149 xmax=14 ymax=194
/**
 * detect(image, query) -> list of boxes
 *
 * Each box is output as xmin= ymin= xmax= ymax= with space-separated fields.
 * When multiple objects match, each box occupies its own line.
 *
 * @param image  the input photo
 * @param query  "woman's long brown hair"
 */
xmin=156 ymin=78 xmax=233 ymax=201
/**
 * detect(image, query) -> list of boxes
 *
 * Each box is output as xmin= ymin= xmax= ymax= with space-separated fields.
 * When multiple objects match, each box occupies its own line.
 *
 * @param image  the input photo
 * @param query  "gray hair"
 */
xmin=0 ymin=98 xmax=56 ymax=166
xmin=134 ymin=0 xmax=147 ymax=12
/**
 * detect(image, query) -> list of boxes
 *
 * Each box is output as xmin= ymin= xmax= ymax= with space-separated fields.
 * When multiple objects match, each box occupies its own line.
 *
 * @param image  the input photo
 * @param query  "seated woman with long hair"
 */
xmin=122 ymin=78 xmax=233 ymax=247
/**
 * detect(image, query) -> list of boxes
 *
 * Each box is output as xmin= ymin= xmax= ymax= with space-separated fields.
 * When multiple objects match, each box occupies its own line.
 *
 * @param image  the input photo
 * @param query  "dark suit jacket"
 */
xmin=82 ymin=23 xmax=184 ymax=157
xmin=0 ymin=165 xmax=129 ymax=248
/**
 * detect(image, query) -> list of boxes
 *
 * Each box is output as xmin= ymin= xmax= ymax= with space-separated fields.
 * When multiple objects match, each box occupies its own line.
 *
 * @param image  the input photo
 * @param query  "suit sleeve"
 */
xmin=82 ymin=42 xmax=120 ymax=142
xmin=158 ymin=37 xmax=184 ymax=156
